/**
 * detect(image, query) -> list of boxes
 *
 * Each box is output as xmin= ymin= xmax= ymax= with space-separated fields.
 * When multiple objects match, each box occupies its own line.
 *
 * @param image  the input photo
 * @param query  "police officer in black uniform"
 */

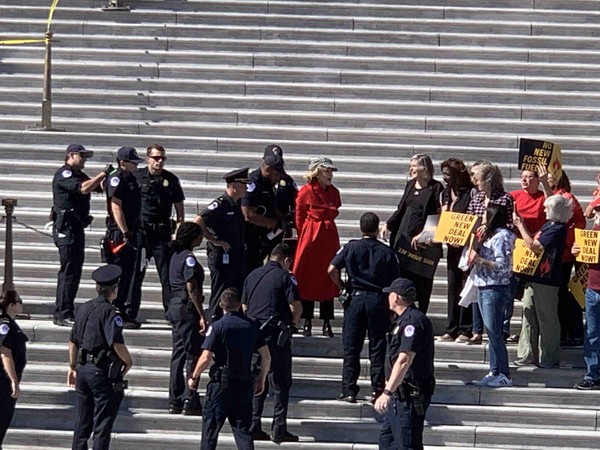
xmin=263 ymin=145 xmax=298 ymax=239
xmin=328 ymin=212 xmax=400 ymax=403
xmin=167 ymin=222 xmax=207 ymax=416
xmin=136 ymin=144 xmax=185 ymax=314
xmin=242 ymin=153 xmax=286 ymax=273
xmin=188 ymin=288 xmax=271 ymax=450
xmin=0 ymin=290 xmax=27 ymax=448
xmin=242 ymin=243 xmax=302 ymax=443
xmin=68 ymin=264 xmax=133 ymax=450
xmin=195 ymin=168 xmax=249 ymax=322
xmin=103 ymin=146 xmax=144 ymax=329
xmin=52 ymin=143 xmax=110 ymax=326
xmin=374 ymin=278 xmax=435 ymax=450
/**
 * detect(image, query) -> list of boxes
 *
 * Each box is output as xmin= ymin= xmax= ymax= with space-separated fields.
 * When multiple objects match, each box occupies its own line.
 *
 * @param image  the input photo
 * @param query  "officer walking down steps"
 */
xmin=188 ymin=288 xmax=271 ymax=450
xmin=68 ymin=264 xmax=133 ymax=450
xmin=375 ymin=278 xmax=435 ymax=450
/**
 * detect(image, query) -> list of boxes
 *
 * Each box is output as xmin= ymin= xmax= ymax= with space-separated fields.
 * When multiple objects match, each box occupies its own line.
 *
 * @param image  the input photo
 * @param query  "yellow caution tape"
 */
xmin=0 ymin=0 xmax=60 ymax=45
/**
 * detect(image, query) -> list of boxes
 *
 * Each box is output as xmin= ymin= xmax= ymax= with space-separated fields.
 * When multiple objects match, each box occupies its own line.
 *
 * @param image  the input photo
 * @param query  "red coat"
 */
xmin=293 ymin=180 xmax=341 ymax=301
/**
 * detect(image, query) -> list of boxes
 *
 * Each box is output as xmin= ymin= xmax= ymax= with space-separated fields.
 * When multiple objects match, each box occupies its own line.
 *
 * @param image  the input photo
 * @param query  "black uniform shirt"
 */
xmin=52 ymin=164 xmax=91 ymax=224
xmin=242 ymin=169 xmax=278 ymax=238
xmin=106 ymin=168 xmax=142 ymax=231
xmin=169 ymin=249 xmax=205 ymax=295
xmin=386 ymin=305 xmax=435 ymax=393
xmin=330 ymin=237 xmax=400 ymax=292
xmin=136 ymin=167 xmax=185 ymax=225
xmin=69 ymin=296 xmax=125 ymax=354
xmin=202 ymin=311 xmax=266 ymax=379
xmin=242 ymin=260 xmax=299 ymax=324
xmin=0 ymin=313 xmax=28 ymax=381
xmin=275 ymin=173 xmax=298 ymax=217
xmin=201 ymin=193 xmax=246 ymax=257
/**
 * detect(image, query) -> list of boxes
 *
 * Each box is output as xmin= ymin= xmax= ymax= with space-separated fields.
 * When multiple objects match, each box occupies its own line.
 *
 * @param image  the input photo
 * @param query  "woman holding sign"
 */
xmin=513 ymin=194 xmax=572 ymax=368
xmin=470 ymin=204 xmax=516 ymax=387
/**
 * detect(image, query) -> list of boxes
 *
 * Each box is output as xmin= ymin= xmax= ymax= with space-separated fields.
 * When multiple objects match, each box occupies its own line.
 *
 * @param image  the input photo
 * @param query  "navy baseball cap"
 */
xmin=66 ymin=143 xmax=94 ymax=157
xmin=92 ymin=264 xmax=122 ymax=286
xmin=383 ymin=278 xmax=417 ymax=297
xmin=264 ymin=153 xmax=285 ymax=173
xmin=263 ymin=144 xmax=284 ymax=158
xmin=116 ymin=146 xmax=144 ymax=164
xmin=223 ymin=167 xmax=250 ymax=184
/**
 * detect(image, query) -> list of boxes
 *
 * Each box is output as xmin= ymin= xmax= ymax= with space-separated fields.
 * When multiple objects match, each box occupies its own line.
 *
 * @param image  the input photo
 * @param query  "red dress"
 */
xmin=293 ymin=179 xmax=341 ymax=301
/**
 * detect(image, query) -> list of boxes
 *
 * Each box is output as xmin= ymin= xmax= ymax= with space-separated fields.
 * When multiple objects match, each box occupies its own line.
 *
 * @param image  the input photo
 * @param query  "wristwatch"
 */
xmin=383 ymin=388 xmax=394 ymax=396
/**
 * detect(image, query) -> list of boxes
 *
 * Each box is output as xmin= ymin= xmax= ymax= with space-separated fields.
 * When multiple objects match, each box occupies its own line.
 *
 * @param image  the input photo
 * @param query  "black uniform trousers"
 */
xmin=167 ymin=297 xmax=203 ymax=407
xmin=106 ymin=229 xmax=144 ymax=321
xmin=55 ymin=226 xmax=85 ymax=320
xmin=140 ymin=225 xmax=172 ymax=313
xmin=400 ymin=268 xmax=433 ymax=315
xmin=251 ymin=338 xmax=292 ymax=439
xmin=0 ymin=378 xmax=17 ymax=448
xmin=72 ymin=363 xmax=124 ymax=450
xmin=378 ymin=393 xmax=432 ymax=450
xmin=558 ymin=261 xmax=584 ymax=343
xmin=445 ymin=246 xmax=472 ymax=337
xmin=201 ymin=381 xmax=254 ymax=450
xmin=342 ymin=291 xmax=389 ymax=397
xmin=207 ymin=249 xmax=246 ymax=322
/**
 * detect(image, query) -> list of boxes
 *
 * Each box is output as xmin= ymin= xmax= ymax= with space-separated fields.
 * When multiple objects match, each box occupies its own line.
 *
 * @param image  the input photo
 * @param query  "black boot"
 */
xmin=322 ymin=319 xmax=333 ymax=338
xmin=303 ymin=319 xmax=312 ymax=337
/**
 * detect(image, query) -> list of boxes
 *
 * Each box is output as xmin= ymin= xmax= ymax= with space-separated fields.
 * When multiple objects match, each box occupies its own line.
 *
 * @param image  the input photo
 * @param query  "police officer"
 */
xmin=104 ymin=146 xmax=144 ymax=329
xmin=328 ymin=212 xmax=400 ymax=403
xmin=167 ymin=222 xmax=207 ymax=416
xmin=68 ymin=264 xmax=133 ymax=450
xmin=374 ymin=278 xmax=435 ymax=450
xmin=194 ymin=168 xmax=249 ymax=322
xmin=0 ymin=290 xmax=27 ymax=449
xmin=242 ymin=153 xmax=286 ymax=273
xmin=242 ymin=243 xmax=302 ymax=443
xmin=263 ymin=144 xmax=298 ymax=238
xmin=136 ymin=144 xmax=185 ymax=314
xmin=188 ymin=288 xmax=271 ymax=450
xmin=52 ymin=143 xmax=110 ymax=326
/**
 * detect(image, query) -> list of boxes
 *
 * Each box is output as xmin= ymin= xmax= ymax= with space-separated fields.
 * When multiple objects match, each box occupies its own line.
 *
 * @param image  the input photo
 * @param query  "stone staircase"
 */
xmin=1 ymin=0 xmax=599 ymax=448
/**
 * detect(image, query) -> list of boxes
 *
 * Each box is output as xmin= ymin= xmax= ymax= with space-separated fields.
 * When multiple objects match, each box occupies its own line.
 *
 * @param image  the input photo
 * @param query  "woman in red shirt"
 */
xmin=293 ymin=157 xmax=342 ymax=337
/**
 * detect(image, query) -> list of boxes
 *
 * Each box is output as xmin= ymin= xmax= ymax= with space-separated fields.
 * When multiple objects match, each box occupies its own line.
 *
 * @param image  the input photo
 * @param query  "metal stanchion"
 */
xmin=2 ymin=199 xmax=17 ymax=292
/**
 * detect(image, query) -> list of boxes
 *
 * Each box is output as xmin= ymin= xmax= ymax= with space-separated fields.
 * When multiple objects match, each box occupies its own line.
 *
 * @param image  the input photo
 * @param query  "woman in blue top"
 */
xmin=470 ymin=204 xmax=516 ymax=387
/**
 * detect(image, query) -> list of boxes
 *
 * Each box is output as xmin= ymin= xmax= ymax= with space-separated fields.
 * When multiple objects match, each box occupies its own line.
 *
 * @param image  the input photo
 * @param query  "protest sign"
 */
xmin=512 ymin=238 xmax=544 ymax=275
xmin=574 ymin=228 xmax=600 ymax=264
xmin=518 ymin=138 xmax=562 ymax=181
xmin=395 ymin=234 xmax=442 ymax=279
xmin=434 ymin=211 xmax=479 ymax=246
xmin=568 ymin=263 xmax=588 ymax=309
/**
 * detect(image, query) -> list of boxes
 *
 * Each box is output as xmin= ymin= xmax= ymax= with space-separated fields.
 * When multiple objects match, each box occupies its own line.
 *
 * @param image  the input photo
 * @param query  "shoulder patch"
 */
xmin=247 ymin=182 xmax=256 ymax=193
xmin=207 ymin=201 xmax=219 ymax=211
xmin=186 ymin=256 xmax=196 ymax=267
xmin=110 ymin=176 xmax=120 ymax=187
xmin=205 ymin=325 xmax=213 ymax=337
xmin=0 ymin=324 xmax=9 ymax=335
xmin=163 ymin=179 xmax=169 ymax=187
xmin=61 ymin=169 xmax=72 ymax=178
xmin=290 ymin=274 xmax=298 ymax=286
xmin=114 ymin=316 xmax=123 ymax=328
xmin=404 ymin=325 xmax=415 ymax=337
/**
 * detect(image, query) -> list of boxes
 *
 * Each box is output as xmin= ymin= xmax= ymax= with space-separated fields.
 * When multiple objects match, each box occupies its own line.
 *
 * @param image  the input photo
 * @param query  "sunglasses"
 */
xmin=149 ymin=155 xmax=167 ymax=162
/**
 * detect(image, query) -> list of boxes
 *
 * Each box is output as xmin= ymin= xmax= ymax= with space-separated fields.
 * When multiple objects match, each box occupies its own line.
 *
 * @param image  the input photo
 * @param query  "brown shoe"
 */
xmin=454 ymin=335 xmax=470 ymax=343
xmin=466 ymin=333 xmax=483 ymax=345
xmin=437 ymin=333 xmax=456 ymax=341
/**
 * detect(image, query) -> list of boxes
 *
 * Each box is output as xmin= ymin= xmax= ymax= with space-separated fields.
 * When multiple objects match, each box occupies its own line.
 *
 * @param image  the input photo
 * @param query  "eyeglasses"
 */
xmin=149 ymin=155 xmax=167 ymax=162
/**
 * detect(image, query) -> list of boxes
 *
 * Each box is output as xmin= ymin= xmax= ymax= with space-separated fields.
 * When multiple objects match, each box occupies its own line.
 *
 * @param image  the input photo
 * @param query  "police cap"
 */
xmin=66 ymin=143 xmax=94 ymax=158
xmin=116 ymin=146 xmax=144 ymax=164
xmin=223 ymin=167 xmax=250 ymax=184
xmin=263 ymin=144 xmax=284 ymax=158
xmin=383 ymin=277 xmax=417 ymax=298
xmin=264 ymin=153 xmax=285 ymax=173
xmin=92 ymin=264 xmax=122 ymax=286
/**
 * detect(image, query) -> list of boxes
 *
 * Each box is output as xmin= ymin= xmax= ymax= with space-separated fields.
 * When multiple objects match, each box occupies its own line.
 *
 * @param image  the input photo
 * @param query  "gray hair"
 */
xmin=545 ymin=194 xmax=573 ymax=224
xmin=411 ymin=153 xmax=434 ymax=181
xmin=477 ymin=163 xmax=504 ymax=192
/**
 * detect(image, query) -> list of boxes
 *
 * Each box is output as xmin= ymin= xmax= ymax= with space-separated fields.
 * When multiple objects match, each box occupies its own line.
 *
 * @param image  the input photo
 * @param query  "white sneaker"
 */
xmin=487 ymin=373 xmax=513 ymax=387
xmin=473 ymin=371 xmax=496 ymax=386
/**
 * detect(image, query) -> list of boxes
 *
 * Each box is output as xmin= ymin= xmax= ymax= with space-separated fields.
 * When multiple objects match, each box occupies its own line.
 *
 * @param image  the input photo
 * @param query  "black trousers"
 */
xmin=140 ymin=227 xmax=172 ymax=313
xmin=558 ymin=261 xmax=584 ymax=342
xmin=400 ymin=268 xmax=433 ymax=315
xmin=206 ymin=249 xmax=246 ymax=322
xmin=251 ymin=340 xmax=292 ymax=439
xmin=55 ymin=227 xmax=85 ymax=320
xmin=378 ymin=393 xmax=432 ymax=450
xmin=445 ymin=246 xmax=472 ymax=336
xmin=72 ymin=363 xmax=124 ymax=450
xmin=0 ymin=379 xmax=17 ymax=448
xmin=342 ymin=291 xmax=389 ymax=396
xmin=106 ymin=228 xmax=144 ymax=321
xmin=201 ymin=381 xmax=254 ymax=450
xmin=300 ymin=299 xmax=334 ymax=320
xmin=167 ymin=297 xmax=203 ymax=406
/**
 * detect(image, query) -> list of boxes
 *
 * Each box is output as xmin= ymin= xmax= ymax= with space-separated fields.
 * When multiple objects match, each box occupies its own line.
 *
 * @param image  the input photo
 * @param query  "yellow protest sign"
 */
xmin=433 ymin=211 xmax=478 ymax=246
xmin=569 ymin=264 xmax=588 ymax=309
xmin=574 ymin=228 xmax=600 ymax=264
xmin=512 ymin=238 xmax=544 ymax=275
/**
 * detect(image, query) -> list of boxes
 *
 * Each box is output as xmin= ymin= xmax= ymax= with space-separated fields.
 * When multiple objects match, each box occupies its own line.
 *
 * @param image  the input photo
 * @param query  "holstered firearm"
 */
xmin=401 ymin=381 xmax=425 ymax=416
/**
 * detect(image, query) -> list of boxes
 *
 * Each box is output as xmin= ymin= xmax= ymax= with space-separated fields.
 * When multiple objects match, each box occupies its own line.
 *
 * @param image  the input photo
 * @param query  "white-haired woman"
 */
xmin=514 ymin=194 xmax=573 ymax=368
xmin=293 ymin=157 xmax=342 ymax=337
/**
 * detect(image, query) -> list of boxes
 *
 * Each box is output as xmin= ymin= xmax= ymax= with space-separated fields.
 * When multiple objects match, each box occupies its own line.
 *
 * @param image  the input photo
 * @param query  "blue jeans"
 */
xmin=584 ymin=289 xmax=600 ymax=381
xmin=503 ymin=274 xmax=520 ymax=337
xmin=472 ymin=302 xmax=483 ymax=335
xmin=478 ymin=285 xmax=510 ymax=377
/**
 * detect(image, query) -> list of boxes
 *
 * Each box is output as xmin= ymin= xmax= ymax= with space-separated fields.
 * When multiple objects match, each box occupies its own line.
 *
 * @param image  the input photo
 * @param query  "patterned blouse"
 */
xmin=467 ymin=188 xmax=515 ymax=229
xmin=472 ymin=228 xmax=516 ymax=287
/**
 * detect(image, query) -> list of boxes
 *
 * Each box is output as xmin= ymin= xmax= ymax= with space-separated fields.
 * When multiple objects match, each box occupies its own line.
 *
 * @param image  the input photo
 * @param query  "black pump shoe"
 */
xmin=322 ymin=320 xmax=334 ymax=338
xmin=303 ymin=319 xmax=312 ymax=337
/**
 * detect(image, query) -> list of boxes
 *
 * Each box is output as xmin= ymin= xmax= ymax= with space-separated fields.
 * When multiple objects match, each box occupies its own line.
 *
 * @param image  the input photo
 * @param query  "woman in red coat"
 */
xmin=293 ymin=157 xmax=342 ymax=338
